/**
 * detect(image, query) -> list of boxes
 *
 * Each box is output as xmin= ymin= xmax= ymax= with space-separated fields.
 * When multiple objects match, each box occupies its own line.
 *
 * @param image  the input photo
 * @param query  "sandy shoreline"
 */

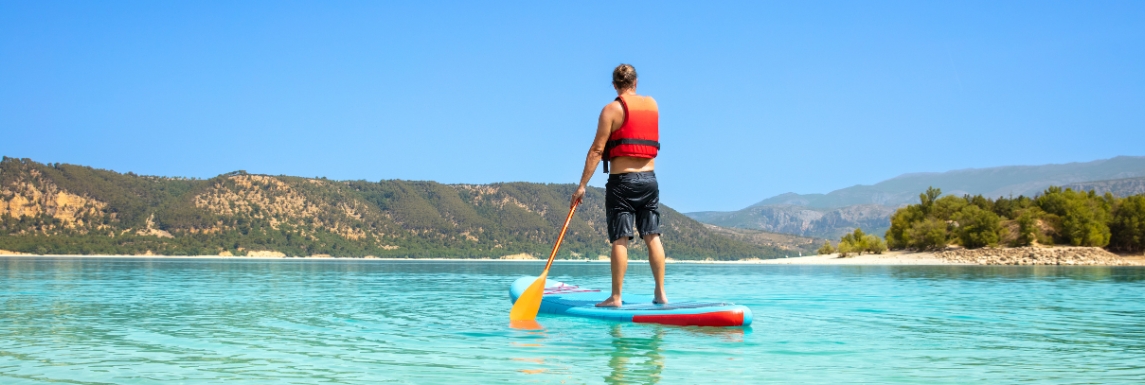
xmin=0 ymin=251 xmax=969 ymax=265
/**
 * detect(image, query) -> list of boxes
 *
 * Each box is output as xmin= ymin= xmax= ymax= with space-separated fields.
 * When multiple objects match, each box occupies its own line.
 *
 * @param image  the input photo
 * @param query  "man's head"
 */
xmin=612 ymin=64 xmax=637 ymax=92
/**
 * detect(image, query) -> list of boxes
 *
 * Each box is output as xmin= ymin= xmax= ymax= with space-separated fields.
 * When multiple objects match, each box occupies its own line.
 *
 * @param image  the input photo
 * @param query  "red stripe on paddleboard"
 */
xmin=632 ymin=310 xmax=744 ymax=327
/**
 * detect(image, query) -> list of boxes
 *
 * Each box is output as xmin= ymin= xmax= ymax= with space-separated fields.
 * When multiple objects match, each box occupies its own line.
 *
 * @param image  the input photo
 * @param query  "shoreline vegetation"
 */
xmin=807 ymin=186 xmax=1145 ymax=266
xmin=2 ymin=248 xmax=1141 ymax=266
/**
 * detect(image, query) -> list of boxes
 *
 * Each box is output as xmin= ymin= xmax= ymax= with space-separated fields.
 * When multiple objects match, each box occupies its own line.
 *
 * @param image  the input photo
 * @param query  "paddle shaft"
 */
xmin=543 ymin=200 xmax=580 ymax=272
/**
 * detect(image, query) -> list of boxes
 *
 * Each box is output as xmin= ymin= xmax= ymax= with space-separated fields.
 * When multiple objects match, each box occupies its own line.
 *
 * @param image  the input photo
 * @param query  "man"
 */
xmin=570 ymin=64 xmax=668 ymax=307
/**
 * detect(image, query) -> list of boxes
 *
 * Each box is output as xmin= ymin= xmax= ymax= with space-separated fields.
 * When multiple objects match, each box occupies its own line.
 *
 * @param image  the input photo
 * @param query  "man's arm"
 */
xmin=570 ymin=103 xmax=620 ymax=207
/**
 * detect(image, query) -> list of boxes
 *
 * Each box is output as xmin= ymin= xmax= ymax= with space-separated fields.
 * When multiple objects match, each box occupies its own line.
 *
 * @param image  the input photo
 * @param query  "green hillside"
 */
xmin=0 ymin=157 xmax=777 ymax=260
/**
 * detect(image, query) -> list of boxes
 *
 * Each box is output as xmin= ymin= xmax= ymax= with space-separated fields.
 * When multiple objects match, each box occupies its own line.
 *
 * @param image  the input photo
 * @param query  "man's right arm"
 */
xmin=570 ymin=103 xmax=619 ymax=208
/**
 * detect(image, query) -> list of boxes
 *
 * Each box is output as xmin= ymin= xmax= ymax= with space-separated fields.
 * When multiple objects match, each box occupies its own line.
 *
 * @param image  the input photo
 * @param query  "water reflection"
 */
xmin=605 ymin=324 xmax=665 ymax=385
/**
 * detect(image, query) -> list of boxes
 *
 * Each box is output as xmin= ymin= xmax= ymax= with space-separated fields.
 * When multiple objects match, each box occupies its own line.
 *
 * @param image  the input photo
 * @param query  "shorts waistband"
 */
xmin=607 ymin=171 xmax=656 ymax=181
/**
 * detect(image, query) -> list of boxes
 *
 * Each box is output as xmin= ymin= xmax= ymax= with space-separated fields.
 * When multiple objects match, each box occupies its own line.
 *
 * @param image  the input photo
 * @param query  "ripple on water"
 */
xmin=1 ymin=258 xmax=1144 ymax=384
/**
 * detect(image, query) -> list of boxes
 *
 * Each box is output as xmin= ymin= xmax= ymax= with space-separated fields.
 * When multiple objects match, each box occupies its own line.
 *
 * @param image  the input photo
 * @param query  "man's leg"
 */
xmin=596 ymin=237 xmax=628 ymax=307
xmin=644 ymin=234 xmax=668 ymax=304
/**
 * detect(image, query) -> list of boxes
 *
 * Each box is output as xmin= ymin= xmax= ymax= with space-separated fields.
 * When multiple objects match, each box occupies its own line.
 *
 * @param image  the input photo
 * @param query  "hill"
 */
xmin=0 ymin=157 xmax=777 ymax=260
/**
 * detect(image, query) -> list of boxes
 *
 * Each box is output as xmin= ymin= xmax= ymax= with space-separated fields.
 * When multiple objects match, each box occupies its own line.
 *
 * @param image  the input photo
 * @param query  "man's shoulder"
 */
xmin=602 ymin=99 xmax=624 ymax=113
xmin=629 ymin=94 xmax=657 ymax=107
xmin=643 ymin=95 xmax=658 ymax=107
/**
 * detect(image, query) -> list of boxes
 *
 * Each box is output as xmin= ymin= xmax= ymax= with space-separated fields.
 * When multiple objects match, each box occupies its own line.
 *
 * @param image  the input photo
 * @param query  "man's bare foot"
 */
xmin=653 ymin=289 xmax=669 ymax=305
xmin=595 ymin=296 xmax=622 ymax=307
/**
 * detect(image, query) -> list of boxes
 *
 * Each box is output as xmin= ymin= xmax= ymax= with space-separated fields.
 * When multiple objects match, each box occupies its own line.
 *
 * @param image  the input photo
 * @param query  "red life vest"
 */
xmin=603 ymin=94 xmax=659 ymax=173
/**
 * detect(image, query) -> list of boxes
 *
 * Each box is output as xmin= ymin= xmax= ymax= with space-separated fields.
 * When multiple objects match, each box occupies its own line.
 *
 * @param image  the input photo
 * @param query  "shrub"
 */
xmin=837 ymin=240 xmax=854 ymax=257
xmin=816 ymin=241 xmax=836 ymax=255
xmin=863 ymin=234 xmax=887 ymax=254
xmin=837 ymin=228 xmax=886 ymax=256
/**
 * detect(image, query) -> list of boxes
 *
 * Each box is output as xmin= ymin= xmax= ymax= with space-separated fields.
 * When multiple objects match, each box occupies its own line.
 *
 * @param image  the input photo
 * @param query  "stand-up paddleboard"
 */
xmin=509 ymin=277 xmax=752 ymax=327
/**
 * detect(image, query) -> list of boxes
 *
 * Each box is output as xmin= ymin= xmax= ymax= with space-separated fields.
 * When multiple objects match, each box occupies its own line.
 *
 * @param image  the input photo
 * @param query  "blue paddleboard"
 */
xmin=509 ymin=277 xmax=752 ymax=327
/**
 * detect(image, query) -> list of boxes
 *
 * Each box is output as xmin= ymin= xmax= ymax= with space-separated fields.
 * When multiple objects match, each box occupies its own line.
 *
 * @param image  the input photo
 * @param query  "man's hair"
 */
xmin=612 ymin=64 xmax=637 ymax=90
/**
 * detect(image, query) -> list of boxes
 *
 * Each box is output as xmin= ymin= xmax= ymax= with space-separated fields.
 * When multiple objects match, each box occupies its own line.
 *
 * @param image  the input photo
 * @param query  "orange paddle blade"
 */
xmin=509 ymin=269 xmax=549 ymax=321
xmin=508 ymin=200 xmax=579 ymax=322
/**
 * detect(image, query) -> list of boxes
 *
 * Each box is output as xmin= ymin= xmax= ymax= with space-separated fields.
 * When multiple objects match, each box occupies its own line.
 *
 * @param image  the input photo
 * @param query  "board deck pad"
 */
xmin=509 ymin=277 xmax=753 ymax=327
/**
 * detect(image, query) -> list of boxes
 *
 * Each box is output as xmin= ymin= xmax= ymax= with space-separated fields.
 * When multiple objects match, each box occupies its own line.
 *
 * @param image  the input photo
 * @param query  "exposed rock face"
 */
xmin=0 ymin=179 xmax=108 ymax=230
xmin=193 ymin=175 xmax=370 ymax=241
xmin=687 ymin=204 xmax=896 ymax=239
xmin=1064 ymin=177 xmax=1145 ymax=197
xmin=937 ymin=246 xmax=1138 ymax=266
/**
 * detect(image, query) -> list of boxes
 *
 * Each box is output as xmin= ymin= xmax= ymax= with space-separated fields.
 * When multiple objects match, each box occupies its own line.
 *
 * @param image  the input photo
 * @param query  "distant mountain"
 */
xmin=688 ymin=155 xmax=1145 ymax=239
xmin=698 ymin=225 xmax=824 ymax=256
xmin=1063 ymin=176 xmax=1145 ymax=197
xmin=751 ymin=156 xmax=1145 ymax=209
xmin=689 ymin=204 xmax=897 ymax=239
xmin=0 ymin=157 xmax=777 ymax=260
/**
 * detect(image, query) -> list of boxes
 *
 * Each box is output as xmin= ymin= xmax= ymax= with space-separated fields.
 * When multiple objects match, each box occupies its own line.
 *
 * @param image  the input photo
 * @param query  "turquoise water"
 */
xmin=2 ymin=258 xmax=1144 ymax=384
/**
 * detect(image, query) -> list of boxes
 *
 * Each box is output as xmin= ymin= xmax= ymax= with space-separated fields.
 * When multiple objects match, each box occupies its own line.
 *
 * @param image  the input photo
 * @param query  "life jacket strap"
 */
xmin=602 ymin=139 xmax=661 ymax=174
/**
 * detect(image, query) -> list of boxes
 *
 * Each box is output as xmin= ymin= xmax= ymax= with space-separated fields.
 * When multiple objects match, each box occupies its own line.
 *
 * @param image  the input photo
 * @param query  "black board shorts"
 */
xmin=605 ymin=171 xmax=661 ymax=243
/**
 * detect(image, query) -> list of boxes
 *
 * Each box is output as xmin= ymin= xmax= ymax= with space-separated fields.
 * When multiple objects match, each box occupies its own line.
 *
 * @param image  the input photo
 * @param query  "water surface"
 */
xmin=2 ymin=258 xmax=1143 ymax=384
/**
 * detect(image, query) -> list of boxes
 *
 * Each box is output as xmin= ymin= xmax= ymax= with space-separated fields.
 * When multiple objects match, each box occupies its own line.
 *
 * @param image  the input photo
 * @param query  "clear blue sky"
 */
xmin=2 ymin=1 xmax=1143 ymax=212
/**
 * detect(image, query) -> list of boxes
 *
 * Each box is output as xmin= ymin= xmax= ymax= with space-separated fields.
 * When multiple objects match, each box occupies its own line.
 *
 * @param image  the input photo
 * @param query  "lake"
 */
xmin=2 ymin=257 xmax=1144 ymax=384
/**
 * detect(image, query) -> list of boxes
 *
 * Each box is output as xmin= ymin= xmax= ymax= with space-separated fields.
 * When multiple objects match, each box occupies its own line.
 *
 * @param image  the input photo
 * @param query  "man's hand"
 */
xmin=571 ymin=185 xmax=585 ymax=208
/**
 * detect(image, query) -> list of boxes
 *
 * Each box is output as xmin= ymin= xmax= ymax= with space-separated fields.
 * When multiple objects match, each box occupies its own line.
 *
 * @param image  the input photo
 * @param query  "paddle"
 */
xmin=509 ymin=199 xmax=581 ymax=322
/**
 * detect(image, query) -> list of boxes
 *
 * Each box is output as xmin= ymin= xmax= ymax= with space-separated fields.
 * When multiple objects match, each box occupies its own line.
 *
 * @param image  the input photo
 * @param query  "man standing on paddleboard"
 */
xmin=570 ymin=64 xmax=668 ymax=307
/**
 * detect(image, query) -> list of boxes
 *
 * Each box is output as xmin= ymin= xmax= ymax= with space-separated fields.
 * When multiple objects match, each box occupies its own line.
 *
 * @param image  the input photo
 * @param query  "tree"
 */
xmin=1012 ymin=209 xmax=1042 ymax=247
xmin=953 ymin=205 xmax=1002 ymax=249
xmin=931 ymin=195 xmax=969 ymax=221
xmin=1110 ymin=195 xmax=1145 ymax=252
xmin=886 ymin=205 xmax=923 ymax=249
xmin=919 ymin=187 xmax=942 ymax=216
xmin=816 ymin=241 xmax=836 ymax=255
xmin=908 ymin=218 xmax=948 ymax=251
xmin=1036 ymin=187 xmax=1111 ymax=247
